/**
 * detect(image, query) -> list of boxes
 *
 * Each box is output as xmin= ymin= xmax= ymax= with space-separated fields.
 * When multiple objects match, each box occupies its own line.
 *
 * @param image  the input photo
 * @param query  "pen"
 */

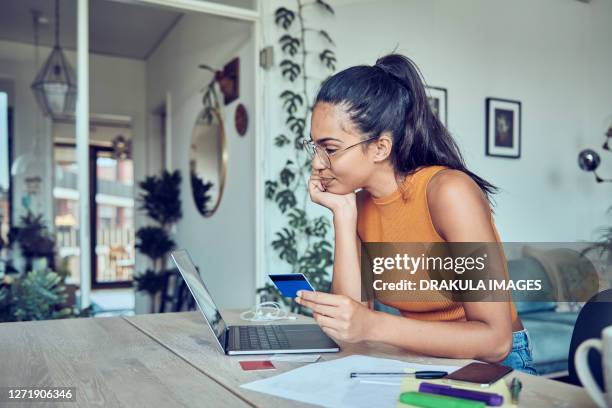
xmin=419 ymin=382 xmax=504 ymax=406
xmin=349 ymin=370 xmax=448 ymax=379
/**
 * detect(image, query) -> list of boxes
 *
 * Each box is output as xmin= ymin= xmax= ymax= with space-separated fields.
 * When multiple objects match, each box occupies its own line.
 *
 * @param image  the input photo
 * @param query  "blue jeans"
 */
xmin=500 ymin=329 xmax=538 ymax=375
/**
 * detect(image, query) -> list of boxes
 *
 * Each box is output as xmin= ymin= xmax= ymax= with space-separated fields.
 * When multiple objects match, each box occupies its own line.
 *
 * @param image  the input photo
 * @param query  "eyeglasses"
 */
xmin=302 ymin=137 xmax=377 ymax=169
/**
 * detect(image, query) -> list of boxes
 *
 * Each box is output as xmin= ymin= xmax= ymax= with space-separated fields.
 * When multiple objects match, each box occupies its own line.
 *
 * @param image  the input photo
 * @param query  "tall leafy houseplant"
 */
xmin=134 ymin=170 xmax=182 ymax=312
xmin=259 ymin=0 xmax=337 ymax=310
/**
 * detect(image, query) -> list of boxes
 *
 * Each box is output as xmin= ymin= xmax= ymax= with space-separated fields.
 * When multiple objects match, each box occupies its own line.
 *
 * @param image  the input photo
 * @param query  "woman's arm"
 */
xmin=308 ymin=176 xmax=367 ymax=305
xmin=298 ymin=292 xmax=512 ymax=362
xmin=331 ymin=192 xmax=375 ymax=307
xmin=331 ymin=213 xmax=373 ymax=309
xmin=367 ymin=304 xmax=512 ymax=362
xmin=298 ymin=169 xmax=513 ymax=362
xmin=330 ymin=210 xmax=363 ymax=301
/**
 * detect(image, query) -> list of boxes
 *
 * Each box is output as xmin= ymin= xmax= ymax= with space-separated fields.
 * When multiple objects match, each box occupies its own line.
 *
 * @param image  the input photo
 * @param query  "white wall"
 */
xmin=260 ymin=0 xmax=612 ymax=284
xmin=583 ymin=0 xmax=612 ymax=239
xmin=146 ymin=13 xmax=256 ymax=309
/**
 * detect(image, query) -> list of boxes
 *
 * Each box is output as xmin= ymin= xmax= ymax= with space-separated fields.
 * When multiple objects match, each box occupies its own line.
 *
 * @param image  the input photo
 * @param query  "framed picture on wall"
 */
xmin=425 ymin=86 xmax=447 ymax=127
xmin=485 ymin=97 xmax=521 ymax=159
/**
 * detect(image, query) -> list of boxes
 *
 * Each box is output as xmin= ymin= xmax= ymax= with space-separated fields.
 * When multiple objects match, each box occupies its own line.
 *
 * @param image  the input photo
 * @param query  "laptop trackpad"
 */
xmin=282 ymin=324 xmax=338 ymax=348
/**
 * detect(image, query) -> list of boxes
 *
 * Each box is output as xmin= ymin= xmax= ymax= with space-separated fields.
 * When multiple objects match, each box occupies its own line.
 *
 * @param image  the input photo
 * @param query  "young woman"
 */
xmin=294 ymin=53 xmax=537 ymax=375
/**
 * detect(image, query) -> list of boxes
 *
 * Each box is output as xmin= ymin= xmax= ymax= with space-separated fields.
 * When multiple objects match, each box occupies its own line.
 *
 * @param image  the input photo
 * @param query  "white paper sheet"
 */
xmin=240 ymin=355 xmax=462 ymax=408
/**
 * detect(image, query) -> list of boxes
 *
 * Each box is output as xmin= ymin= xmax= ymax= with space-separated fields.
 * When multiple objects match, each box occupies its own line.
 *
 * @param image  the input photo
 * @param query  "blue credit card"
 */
xmin=269 ymin=274 xmax=315 ymax=298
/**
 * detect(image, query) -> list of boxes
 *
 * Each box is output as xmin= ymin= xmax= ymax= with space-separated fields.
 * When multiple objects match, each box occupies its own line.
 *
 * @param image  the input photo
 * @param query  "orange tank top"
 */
xmin=356 ymin=165 xmax=519 ymax=323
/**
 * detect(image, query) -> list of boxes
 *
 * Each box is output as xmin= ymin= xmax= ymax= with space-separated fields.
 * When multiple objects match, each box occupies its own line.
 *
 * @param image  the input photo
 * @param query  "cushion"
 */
xmin=520 ymin=311 xmax=578 ymax=326
xmin=508 ymin=257 xmax=557 ymax=314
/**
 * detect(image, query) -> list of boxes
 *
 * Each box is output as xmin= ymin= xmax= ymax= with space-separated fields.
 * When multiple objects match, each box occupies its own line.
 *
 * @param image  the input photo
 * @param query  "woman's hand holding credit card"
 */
xmin=268 ymin=274 xmax=315 ymax=298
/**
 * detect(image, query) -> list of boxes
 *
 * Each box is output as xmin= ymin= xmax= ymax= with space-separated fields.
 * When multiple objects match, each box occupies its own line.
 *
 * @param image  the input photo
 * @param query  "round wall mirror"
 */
xmin=189 ymin=108 xmax=227 ymax=217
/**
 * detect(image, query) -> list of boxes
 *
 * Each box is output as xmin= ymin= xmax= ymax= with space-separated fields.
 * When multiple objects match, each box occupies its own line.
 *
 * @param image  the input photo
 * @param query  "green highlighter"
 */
xmin=399 ymin=391 xmax=486 ymax=408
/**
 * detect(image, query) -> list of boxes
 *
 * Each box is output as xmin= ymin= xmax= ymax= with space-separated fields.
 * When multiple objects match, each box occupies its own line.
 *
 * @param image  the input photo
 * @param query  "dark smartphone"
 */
xmin=443 ymin=362 xmax=513 ymax=388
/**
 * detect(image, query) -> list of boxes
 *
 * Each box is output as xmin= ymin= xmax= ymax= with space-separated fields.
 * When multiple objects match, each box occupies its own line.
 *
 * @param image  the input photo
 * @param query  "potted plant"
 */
xmin=9 ymin=211 xmax=56 ymax=271
xmin=134 ymin=170 xmax=182 ymax=313
xmin=0 ymin=213 xmax=88 ymax=322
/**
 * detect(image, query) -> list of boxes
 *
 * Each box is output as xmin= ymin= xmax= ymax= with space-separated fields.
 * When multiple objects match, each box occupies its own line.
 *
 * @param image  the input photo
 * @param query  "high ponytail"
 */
xmin=314 ymin=53 xmax=498 ymax=205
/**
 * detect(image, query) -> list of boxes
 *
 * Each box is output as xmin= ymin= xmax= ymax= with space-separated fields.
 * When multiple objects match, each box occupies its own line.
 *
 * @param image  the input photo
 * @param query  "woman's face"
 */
xmin=309 ymin=102 xmax=377 ymax=194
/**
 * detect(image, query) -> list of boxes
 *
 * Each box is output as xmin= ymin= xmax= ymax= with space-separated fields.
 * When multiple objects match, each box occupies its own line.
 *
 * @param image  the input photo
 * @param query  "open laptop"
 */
xmin=171 ymin=250 xmax=340 ymax=355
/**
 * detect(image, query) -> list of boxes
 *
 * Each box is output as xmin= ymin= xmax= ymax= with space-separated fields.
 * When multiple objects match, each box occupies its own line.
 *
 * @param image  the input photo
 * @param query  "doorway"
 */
xmin=53 ymin=120 xmax=134 ymax=289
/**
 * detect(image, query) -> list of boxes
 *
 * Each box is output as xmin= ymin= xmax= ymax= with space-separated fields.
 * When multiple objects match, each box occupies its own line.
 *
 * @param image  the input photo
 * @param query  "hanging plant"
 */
xmin=198 ymin=63 xmax=225 ymax=125
xmin=259 ymin=0 xmax=337 ymax=312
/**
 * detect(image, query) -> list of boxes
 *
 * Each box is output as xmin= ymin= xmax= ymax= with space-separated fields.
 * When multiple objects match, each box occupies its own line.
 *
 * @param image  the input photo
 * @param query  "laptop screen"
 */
xmin=171 ymin=250 xmax=228 ymax=352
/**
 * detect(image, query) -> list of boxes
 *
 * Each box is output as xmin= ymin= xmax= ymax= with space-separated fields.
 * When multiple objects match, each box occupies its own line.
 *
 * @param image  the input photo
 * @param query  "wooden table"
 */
xmin=0 ymin=310 xmax=596 ymax=407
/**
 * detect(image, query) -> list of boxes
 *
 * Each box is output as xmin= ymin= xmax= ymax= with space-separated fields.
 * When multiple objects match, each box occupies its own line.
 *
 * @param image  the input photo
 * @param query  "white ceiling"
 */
xmin=0 ymin=0 xmax=185 ymax=60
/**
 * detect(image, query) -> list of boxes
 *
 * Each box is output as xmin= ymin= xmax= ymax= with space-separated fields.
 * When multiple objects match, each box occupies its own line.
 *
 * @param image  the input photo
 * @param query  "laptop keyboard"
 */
xmin=237 ymin=325 xmax=290 ymax=350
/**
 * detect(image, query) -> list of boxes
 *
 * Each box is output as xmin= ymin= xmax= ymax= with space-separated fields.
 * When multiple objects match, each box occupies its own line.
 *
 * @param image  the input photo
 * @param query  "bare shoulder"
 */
xmin=427 ymin=168 xmax=494 ymax=241
xmin=427 ymin=168 xmax=488 ymax=208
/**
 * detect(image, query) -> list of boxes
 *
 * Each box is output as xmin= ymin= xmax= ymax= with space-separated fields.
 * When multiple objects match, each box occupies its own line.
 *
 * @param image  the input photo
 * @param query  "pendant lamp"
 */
xmin=31 ymin=0 xmax=76 ymax=118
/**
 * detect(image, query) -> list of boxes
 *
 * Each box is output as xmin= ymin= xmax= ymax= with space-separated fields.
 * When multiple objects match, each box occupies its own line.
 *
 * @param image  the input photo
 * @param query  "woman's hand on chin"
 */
xmin=295 ymin=290 xmax=374 ymax=343
xmin=308 ymin=174 xmax=357 ymax=217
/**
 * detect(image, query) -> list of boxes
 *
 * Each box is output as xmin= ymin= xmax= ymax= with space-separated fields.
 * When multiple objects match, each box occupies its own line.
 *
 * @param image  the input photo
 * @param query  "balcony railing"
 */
xmin=56 ymin=226 xmax=134 ymax=283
